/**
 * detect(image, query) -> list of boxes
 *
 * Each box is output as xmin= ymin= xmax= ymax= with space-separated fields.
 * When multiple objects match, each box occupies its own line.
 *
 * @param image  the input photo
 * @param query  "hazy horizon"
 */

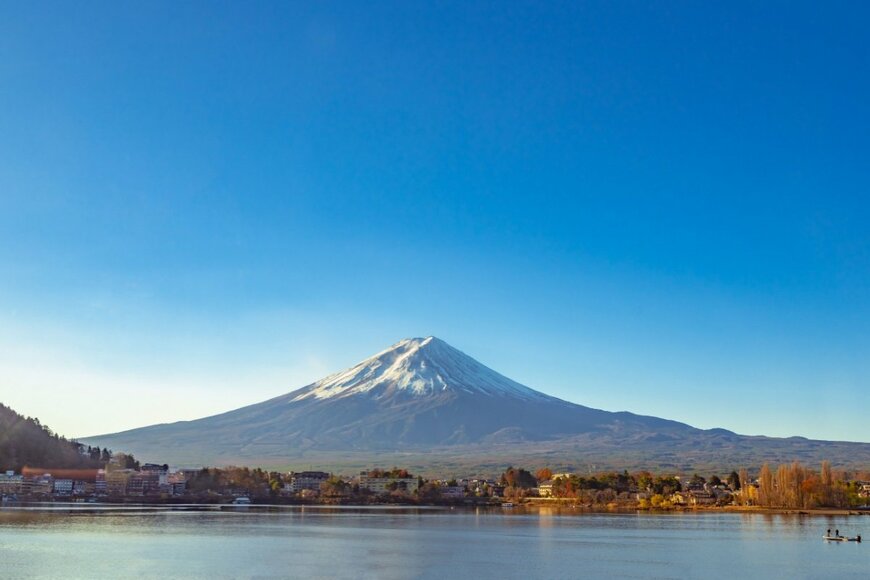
xmin=2 ymin=2 xmax=869 ymax=443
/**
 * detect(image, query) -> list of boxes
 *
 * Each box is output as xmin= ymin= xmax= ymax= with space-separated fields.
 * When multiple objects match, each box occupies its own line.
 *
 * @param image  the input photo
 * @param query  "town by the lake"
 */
xmin=3 ymin=450 xmax=869 ymax=513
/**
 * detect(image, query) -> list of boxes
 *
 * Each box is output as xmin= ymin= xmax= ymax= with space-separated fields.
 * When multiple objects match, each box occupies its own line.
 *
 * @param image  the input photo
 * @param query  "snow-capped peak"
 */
xmin=291 ymin=336 xmax=552 ymax=402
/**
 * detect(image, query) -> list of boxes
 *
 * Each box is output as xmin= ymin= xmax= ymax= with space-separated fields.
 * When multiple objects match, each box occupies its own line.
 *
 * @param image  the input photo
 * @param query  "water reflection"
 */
xmin=0 ymin=506 xmax=867 ymax=579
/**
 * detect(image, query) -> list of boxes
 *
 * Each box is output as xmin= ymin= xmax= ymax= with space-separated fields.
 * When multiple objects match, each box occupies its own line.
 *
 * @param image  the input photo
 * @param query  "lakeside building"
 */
xmin=538 ymin=480 xmax=555 ymax=497
xmin=468 ymin=478 xmax=501 ymax=496
xmin=95 ymin=469 xmax=107 ymax=495
xmin=145 ymin=466 xmax=188 ymax=495
xmin=285 ymin=471 xmax=331 ymax=494
xmin=73 ymin=479 xmax=94 ymax=495
xmin=358 ymin=472 xmax=419 ymax=494
xmin=537 ymin=473 xmax=576 ymax=498
xmin=165 ymin=472 xmax=188 ymax=495
xmin=22 ymin=474 xmax=54 ymax=496
xmin=127 ymin=471 xmax=160 ymax=496
xmin=0 ymin=471 xmax=23 ymax=495
xmin=440 ymin=486 xmax=466 ymax=499
xmin=105 ymin=469 xmax=135 ymax=496
xmin=0 ymin=464 xmax=190 ymax=501
xmin=53 ymin=479 xmax=74 ymax=496
xmin=672 ymin=486 xmax=731 ymax=506
xmin=20 ymin=467 xmax=101 ymax=498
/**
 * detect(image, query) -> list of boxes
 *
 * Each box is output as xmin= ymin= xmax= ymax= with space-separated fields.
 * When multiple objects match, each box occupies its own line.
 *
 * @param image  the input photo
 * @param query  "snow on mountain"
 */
xmin=84 ymin=335 xmax=686 ymax=457
xmin=80 ymin=335 xmax=870 ymax=471
xmin=292 ymin=336 xmax=553 ymax=403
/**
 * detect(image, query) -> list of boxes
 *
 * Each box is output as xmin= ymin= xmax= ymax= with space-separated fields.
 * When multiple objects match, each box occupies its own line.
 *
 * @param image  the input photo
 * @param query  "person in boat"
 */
xmin=835 ymin=529 xmax=840 ymax=537
xmin=827 ymin=529 xmax=831 ymax=537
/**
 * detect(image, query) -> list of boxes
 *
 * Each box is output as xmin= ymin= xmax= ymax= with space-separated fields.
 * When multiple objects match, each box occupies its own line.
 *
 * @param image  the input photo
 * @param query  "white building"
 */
xmin=358 ymin=473 xmax=418 ymax=494
xmin=286 ymin=471 xmax=331 ymax=493
xmin=53 ymin=479 xmax=74 ymax=495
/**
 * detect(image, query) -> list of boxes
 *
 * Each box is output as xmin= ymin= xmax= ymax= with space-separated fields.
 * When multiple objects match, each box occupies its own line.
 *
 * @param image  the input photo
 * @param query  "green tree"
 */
xmin=636 ymin=472 xmax=654 ymax=492
xmin=322 ymin=476 xmax=349 ymax=496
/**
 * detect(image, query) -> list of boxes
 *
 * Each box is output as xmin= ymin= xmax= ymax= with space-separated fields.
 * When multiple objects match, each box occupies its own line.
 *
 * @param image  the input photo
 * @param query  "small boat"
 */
xmin=823 ymin=535 xmax=861 ymax=542
xmin=501 ymin=502 xmax=515 ymax=508
xmin=231 ymin=496 xmax=252 ymax=505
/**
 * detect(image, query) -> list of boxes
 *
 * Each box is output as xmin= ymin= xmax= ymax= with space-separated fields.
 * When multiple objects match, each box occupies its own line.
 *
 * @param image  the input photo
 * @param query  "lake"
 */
xmin=0 ymin=505 xmax=867 ymax=579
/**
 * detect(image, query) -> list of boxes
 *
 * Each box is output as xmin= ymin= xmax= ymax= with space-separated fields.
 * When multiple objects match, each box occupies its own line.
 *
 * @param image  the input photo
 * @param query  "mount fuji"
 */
xmin=82 ymin=337 xmax=870 ymax=472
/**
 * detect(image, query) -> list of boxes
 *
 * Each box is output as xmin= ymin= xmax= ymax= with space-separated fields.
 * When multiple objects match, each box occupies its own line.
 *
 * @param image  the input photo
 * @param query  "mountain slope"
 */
xmin=0 ymin=403 xmax=103 ymax=472
xmin=81 ymin=337 xmax=870 ymax=472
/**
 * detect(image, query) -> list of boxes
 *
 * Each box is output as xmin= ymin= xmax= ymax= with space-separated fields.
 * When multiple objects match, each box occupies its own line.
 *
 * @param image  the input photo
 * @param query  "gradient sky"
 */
xmin=1 ymin=2 xmax=868 ymax=442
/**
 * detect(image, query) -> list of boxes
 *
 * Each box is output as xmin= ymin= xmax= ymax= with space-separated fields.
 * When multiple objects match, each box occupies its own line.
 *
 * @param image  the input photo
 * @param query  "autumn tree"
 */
xmin=535 ymin=468 xmax=553 ymax=482
xmin=651 ymin=476 xmax=681 ymax=495
xmin=501 ymin=467 xmax=537 ymax=489
xmin=321 ymin=476 xmax=349 ymax=497
xmin=636 ymin=472 xmax=654 ymax=492
xmin=758 ymin=463 xmax=774 ymax=506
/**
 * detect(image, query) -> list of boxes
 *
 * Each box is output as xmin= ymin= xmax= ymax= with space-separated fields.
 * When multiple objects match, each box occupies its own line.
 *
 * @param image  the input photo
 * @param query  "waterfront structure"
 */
xmin=105 ymin=469 xmax=135 ymax=496
xmin=95 ymin=469 xmax=106 ymax=495
xmin=73 ymin=479 xmax=94 ymax=496
xmin=0 ymin=471 xmax=23 ymax=495
xmin=440 ymin=486 xmax=466 ymax=499
xmin=22 ymin=474 xmax=53 ymax=497
xmin=53 ymin=479 xmax=74 ymax=496
xmin=165 ymin=472 xmax=188 ymax=495
xmin=127 ymin=471 xmax=160 ymax=496
xmin=358 ymin=472 xmax=419 ymax=494
xmin=286 ymin=471 xmax=331 ymax=493
xmin=538 ymin=480 xmax=555 ymax=497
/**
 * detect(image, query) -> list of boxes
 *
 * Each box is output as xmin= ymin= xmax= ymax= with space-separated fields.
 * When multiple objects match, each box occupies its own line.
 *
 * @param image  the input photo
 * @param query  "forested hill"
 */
xmin=0 ymin=403 xmax=104 ymax=472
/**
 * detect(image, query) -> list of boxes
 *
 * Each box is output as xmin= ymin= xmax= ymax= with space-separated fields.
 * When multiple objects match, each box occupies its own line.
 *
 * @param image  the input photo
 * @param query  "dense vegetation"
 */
xmin=502 ymin=462 xmax=869 ymax=509
xmin=366 ymin=467 xmax=412 ymax=478
xmin=751 ymin=461 xmax=869 ymax=509
xmin=187 ymin=467 xmax=284 ymax=496
xmin=0 ymin=403 xmax=107 ymax=472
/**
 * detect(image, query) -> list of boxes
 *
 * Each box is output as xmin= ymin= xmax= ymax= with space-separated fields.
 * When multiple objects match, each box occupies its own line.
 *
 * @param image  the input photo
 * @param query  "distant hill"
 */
xmin=0 ymin=403 xmax=103 ymax=472
xmin=83 ymin=337 xmax=870 ymax=474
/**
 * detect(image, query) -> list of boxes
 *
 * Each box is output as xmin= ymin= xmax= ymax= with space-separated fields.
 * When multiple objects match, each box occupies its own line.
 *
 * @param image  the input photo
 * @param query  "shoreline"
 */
xmin=520 ymin=499 xmax=868 ymax=516
xmin=3 ymin=499 xmax=868 ymax=517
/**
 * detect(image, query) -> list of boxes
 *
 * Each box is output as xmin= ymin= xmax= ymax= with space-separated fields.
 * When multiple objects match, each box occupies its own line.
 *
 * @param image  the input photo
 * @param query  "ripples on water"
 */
xmin=0 ymin=505 xmax=867 ymax=579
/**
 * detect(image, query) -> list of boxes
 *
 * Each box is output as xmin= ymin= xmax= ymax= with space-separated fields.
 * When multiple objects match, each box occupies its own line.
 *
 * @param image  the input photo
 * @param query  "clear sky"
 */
xmin=1 ymin=2 xmax=868 ymax=442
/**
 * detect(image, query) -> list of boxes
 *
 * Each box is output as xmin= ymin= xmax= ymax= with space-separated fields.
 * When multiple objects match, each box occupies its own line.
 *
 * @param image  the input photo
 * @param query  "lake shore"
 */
xmin=520 ymin=498 xmax=868 ymax=516
xmin=5 ymin=498 xmax=868 ymax=517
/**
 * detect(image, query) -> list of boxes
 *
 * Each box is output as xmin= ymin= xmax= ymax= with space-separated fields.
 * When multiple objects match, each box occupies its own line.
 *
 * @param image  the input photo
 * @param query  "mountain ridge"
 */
xmin=81 ymin=336 xmax=870 ymax=472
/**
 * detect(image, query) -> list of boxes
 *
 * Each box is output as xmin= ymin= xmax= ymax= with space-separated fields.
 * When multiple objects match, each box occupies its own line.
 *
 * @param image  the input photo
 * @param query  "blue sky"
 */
xmin=1 ymin=2 xmax=868 ymax=441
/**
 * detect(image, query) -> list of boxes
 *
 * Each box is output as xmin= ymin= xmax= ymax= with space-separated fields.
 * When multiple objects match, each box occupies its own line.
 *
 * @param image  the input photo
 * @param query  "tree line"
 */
xmin=0 ymin=403 xmax=106 ymax=471
xmin=750 ymin=460 xmax=868 ymax=509
xmin=0 ymin=403 xmax=138 ymax=472
xmin=498 ymin=462 xmax=868 ymax=508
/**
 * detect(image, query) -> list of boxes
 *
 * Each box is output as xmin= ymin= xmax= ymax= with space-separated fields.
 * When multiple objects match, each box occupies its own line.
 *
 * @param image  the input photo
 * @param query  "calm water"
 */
xmin=0 ymin=505 xmax=867 ymax=579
